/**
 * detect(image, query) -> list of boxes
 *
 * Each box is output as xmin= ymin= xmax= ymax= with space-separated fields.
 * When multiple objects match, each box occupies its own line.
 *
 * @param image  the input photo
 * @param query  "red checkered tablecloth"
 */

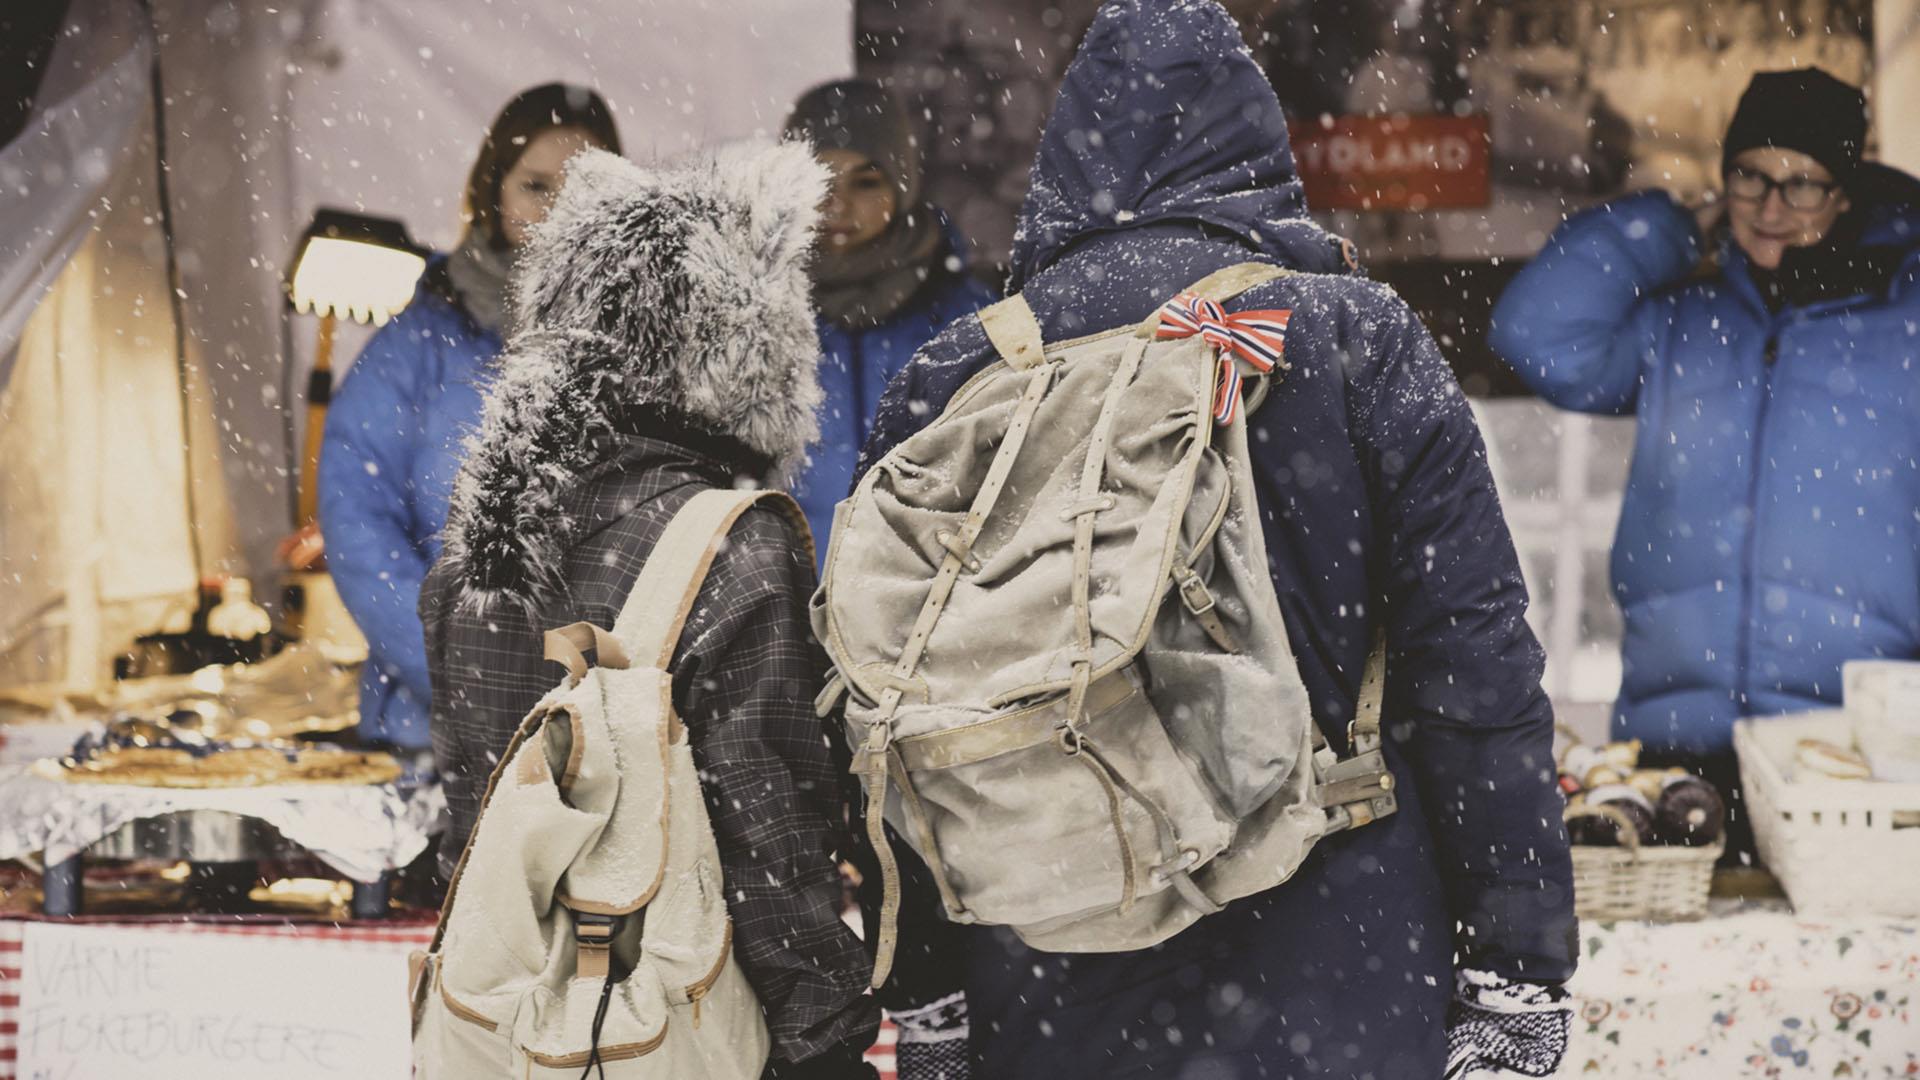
xmin=0 ymin=917 xmax=897 ymax=1078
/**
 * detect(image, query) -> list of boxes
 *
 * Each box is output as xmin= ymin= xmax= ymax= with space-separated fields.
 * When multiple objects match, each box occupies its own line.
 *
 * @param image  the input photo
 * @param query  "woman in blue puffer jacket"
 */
xmin=318 ymin=84 xmax=620 ymax=751
xmin=1492 ymin=69 xmax=1920 ymax=859
xmin=782 ymin=81 xmax=995 ymax=563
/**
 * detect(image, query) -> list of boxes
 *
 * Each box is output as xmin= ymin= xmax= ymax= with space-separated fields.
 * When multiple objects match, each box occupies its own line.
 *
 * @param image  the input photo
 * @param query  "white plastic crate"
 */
xmin=1734 ymin=710 xmax=1920 ymax=918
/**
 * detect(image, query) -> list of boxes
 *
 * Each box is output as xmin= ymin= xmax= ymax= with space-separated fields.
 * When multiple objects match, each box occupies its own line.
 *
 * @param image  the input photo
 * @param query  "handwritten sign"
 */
xmin=17 ymin=923 xmax=411 ymax=1079
xmin=1288 ymin=114 xmax=1492 ymax=211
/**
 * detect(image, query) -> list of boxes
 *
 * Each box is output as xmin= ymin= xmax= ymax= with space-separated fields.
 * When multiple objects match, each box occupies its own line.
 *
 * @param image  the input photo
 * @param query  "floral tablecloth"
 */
xmin=1566 ymin=906 xmax=1919 ymax=1077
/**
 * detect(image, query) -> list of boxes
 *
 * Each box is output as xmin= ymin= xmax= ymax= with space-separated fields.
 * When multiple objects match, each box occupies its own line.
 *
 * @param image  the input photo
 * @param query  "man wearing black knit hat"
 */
xmin=1493 ymin=67 xmax=1920 ymax=865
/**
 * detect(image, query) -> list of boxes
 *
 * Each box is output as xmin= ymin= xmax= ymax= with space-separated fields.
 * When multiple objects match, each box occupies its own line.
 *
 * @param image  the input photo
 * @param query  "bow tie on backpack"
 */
xmin=811 ymin=263 xmax=1401 ymax=984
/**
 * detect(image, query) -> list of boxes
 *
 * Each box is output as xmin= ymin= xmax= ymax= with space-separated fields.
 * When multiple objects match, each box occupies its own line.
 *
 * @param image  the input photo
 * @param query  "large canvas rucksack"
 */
xmin=411 ymin=490 xmax=802 ymax=1078
xmin=813 ymin=263 xmax=1397 ymax=984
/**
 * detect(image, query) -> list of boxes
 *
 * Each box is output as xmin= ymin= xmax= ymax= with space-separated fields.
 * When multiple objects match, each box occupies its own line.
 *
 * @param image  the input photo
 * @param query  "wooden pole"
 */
xmin=297 ymin=311 xmax=336 ymax=527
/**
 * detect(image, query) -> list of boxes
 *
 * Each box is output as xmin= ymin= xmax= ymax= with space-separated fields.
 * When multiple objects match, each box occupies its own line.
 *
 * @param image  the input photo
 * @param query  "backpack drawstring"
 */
xmin=577 ymin=970 xmax=617 ymax=1080
xmin=571 ymin=909 xmax=624 ymax=1079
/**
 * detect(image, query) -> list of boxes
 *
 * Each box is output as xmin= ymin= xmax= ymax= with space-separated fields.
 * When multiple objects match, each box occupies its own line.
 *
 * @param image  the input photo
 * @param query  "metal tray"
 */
xmin=86 ymin=809 xmax=302 ymax=862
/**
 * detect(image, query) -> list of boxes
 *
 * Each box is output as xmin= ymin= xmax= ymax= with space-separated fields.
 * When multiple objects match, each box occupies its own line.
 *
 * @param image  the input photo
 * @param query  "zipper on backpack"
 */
xmin=684 ymin=918 xmax=733 ymax=1030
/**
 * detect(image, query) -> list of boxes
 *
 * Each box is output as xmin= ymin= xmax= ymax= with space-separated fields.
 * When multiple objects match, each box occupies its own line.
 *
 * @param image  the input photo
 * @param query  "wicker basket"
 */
xmin=1555 ymin=725 xmax=1720 ymax=921
xmin=1734 ymin=710 xmax=1920 ymax=918
xmin=1564 ymin=803 xmax=1721 ymax=921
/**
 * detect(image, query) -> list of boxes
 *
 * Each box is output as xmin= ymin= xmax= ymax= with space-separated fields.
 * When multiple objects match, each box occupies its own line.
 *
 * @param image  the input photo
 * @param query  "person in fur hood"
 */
xmin=419 ymin=143 xmax=880 ymax=1080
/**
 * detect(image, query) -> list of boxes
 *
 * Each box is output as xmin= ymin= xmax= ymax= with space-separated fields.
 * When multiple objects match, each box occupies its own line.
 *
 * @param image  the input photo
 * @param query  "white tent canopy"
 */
xmin=0 ymin=0 xmax=850 ymax=692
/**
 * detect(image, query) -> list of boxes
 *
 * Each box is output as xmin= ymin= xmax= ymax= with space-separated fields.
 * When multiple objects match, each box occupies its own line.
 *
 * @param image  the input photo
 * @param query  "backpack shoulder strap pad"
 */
xmin=612 ymin=488 xmax=810 ymax=668
xmin=1182 ymin=261 xmax=1293 ymax=303
xmin=1130 ymin=262 xmax=1294 ymax=336
xmin=978 ymin=293 xmax=1047 ymax=370
xmin=981 ymin=262 xmax=1289 ymax=361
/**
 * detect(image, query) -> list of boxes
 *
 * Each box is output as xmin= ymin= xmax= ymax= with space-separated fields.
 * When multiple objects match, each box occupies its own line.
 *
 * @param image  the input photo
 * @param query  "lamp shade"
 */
xmin=286 ymin=209 xmax=429 ymax=326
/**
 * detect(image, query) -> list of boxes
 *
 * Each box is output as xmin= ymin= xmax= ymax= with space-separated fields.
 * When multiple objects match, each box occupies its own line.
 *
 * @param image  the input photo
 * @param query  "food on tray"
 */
xmin=1795 ymin=737 xmax=1874 ymax=781
xmin=1655 ymin=774 xmax=1726 ymax=846
xmin=31 ymin=712 xmax=400 ymax=788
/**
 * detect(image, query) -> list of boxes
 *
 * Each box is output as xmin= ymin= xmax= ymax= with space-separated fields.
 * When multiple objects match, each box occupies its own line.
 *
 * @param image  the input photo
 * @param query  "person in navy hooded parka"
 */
xmin=854 ymin=3 xmax=1577 ymax=1078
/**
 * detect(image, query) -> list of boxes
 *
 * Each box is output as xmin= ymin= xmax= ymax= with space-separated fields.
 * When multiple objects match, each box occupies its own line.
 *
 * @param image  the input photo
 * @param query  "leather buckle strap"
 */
xmin=814 ymin=673 xmax=849 ymax=719
xmin=1057 ymin=494 xmax=1118 ymax=521
xmin=978 ymin=293 xmax=1047 ymax=370
xmin=571 ymin=910 xmax=623 ymax=981
xmin=1174 ymin=566 xmax=1241 ymax=653
xmin=934 ymin=529 xmax=982 ymax=572
xmin=1316 ymin=747 xmax=1398 ymax=833
xmin=853 ymin=670 xmax=1137 ymax=774
xmin=1175 ymin=567 xmax=1217 ymax=617
xmin=1350 ymin=631 xmax=1387 ymax=754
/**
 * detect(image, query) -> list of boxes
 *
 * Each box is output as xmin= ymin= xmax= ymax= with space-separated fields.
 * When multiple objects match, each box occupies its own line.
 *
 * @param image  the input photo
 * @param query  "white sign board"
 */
xmin=17 ymin=923 xmax=411 ymax=1080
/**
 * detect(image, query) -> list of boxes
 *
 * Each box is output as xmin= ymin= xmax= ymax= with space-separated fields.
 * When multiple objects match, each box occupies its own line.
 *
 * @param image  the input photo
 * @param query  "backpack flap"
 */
xmin=433 ymin=663 xmax=669 ymax=1051
xmin=550 ymin=664 xmax=673 ymax=916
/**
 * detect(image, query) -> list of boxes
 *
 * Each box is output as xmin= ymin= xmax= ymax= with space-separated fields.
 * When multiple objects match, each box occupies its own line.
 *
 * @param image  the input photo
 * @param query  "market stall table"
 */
xmin=0 ymin=764 xmax=441 ymax=919
xmin=1565 ymin=901 xmax=1919 ymax=1077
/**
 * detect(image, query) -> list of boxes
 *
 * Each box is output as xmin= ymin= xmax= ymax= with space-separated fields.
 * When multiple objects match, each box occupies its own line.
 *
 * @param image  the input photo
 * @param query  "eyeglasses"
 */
xmin=1725 ymin=165 xmax=1842 ymax=211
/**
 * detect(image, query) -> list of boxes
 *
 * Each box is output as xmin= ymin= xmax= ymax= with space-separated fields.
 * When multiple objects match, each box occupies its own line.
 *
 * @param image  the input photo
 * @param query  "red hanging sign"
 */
xmin=1288 ymin=115 xmax=1492 ymax=211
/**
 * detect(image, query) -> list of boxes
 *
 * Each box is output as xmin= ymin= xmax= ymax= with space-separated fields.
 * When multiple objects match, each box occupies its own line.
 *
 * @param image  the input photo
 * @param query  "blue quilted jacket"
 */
xmin=1492 ymin=179 xmax=1920 ymax=754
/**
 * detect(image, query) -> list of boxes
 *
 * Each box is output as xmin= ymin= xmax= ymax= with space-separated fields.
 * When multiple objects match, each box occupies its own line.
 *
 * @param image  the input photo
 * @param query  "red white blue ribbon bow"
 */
xmin=1155 ymin=292 xmax=1292 ymax=426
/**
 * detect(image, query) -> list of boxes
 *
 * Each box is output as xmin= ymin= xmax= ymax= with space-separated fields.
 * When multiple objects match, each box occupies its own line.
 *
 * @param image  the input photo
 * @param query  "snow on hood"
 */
xmin=1010 ymin=0 xmax=1344 ymax=290
xmin=441 ymin=143 xmax=827 ymax=612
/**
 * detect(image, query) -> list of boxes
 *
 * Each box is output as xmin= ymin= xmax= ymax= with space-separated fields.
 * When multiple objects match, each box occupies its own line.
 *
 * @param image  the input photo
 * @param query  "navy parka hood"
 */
xmin=1009 ymin=0 xmax=1349 ymax=290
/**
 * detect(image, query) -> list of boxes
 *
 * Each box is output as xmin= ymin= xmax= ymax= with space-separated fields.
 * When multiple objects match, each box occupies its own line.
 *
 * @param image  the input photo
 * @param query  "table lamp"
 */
xmin=285 ymin=208 xmax=428 ymax=528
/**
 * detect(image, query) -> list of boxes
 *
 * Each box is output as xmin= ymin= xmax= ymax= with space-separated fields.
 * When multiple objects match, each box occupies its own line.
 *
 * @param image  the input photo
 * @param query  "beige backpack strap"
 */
xmin=1133 ymin=262 xmax=1294 ymax=337
xmin=1317 ymin=629 xmax=1397 ymax=831
xmin=1185 ymin=261 xmax=1292 ymax=303
xmin=977 ymin=293 xmax=1047 ymax=370
xmin=542 ymin=622 xmax=630 ymax=681
xmin=857 ymin=350 xmax=1060 ymax=989
xmin=1350 ymin=630 xmax=1386 ymax=755
xmin=611 ymin=488 xmax=811 ymax=669
xmin=555 ymin=489 xmax=805 ymax=982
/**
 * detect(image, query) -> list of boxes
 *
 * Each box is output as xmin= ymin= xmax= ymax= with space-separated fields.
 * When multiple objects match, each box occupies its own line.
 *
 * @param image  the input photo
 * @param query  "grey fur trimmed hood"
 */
xmin=441 ymin=142 xmax=828 ymax=612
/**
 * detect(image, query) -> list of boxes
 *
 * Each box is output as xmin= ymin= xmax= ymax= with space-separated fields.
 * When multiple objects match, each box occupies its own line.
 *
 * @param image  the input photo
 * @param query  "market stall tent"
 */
xmin=0 ymin=0 xmax=233 ymax=692
xmin=0 ymin=0 xmax=852 ymax=695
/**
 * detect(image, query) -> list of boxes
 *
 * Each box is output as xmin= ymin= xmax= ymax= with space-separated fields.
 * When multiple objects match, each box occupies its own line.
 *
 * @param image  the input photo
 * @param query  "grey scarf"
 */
xmin=445 ymin=230 xmax=516 ymax=337
xmin=811 ymin=205 xmax=943 ymax=329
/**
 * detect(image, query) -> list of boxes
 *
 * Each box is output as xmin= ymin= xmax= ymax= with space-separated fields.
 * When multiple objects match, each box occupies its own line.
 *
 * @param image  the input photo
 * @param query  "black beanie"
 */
xmin=1722 ymin=68 xmax=1868 ymax=184
xmin=783 ymin=80 xmax=922 ymax=206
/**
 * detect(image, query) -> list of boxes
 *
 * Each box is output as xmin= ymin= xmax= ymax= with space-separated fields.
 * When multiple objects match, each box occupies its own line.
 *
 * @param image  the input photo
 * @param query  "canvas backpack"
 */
xmin=410 ymin=489 xmax=803 ymax=1078
xmin=812 ymin=263 xmax=1398 ymax=984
